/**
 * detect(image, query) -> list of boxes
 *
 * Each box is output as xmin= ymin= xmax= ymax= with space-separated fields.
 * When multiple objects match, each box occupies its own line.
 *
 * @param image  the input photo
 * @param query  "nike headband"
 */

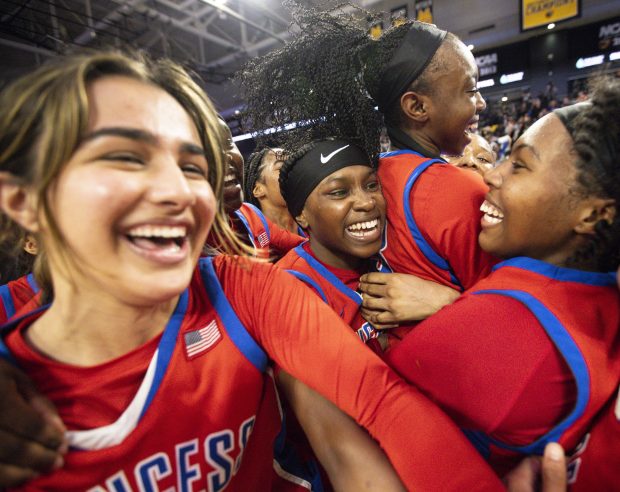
xmin=370 ymin=21 xmax=447 ymax=113
xmin=280 ymin=139 xmax=371 ymax=218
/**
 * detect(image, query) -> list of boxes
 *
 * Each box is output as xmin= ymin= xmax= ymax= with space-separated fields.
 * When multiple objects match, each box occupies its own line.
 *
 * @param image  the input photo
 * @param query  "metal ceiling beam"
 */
xmin=74 ymin=0 xmax=145 ymax=45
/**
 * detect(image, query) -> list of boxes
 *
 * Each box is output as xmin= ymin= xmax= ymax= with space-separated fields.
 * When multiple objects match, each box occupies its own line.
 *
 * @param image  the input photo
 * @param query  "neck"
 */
xmin=308 ymin=238 xmax=363 ymax=271
xmin=260 ymin=201 xmax=298 ymax=234
xmin=27 ymin=284 xmax=177 ymax=366
xmin=388 ymin=124 xmax=440 ymax=157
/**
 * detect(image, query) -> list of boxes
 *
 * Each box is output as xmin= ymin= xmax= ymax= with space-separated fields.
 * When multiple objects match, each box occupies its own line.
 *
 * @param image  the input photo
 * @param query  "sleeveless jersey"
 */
xmin=567 ymin=383 xmax=620 ymax=490
xmin=377 ymin=150 xmax=496 ymax=291
xmin=463 ymin=259 xmax=620 ymax=466
xmin=276 ymin=243 xmax=385 ymax=354
xmin=0 ymin=255 xmax=507 ymax=491
xmin=0 ymin=273 xmax=40 ymax=325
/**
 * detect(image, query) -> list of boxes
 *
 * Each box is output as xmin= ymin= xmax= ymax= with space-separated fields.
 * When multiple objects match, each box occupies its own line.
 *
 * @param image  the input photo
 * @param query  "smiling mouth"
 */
xmin=126 ymin=224 xmax=189 ymax=259
xmin=346 ymin=218 xmax=380 ymax=240
xmin=480 ymin=200 xmax=504 ymax=225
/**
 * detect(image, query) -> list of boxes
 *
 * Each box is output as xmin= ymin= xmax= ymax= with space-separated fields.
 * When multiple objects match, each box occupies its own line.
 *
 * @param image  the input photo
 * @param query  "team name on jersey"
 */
xmin=88 ymin=416 xmax=255 ymax=492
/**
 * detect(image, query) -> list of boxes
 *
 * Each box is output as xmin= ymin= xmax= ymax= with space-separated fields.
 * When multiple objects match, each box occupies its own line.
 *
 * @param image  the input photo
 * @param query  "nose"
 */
xmin=148 ymin=157 xmax=195 ymax=209
xmin=483 ymin=160 xmax=506 ymax=189
xmin=475 ymin=91 xmax=487 ymax=113
xmin=352 ymin=187 xmax=376 ymax=212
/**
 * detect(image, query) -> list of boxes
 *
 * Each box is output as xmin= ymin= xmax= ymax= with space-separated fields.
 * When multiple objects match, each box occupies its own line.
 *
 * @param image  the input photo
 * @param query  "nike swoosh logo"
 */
xmin=320 ymin=144 xmax=350 ymax=164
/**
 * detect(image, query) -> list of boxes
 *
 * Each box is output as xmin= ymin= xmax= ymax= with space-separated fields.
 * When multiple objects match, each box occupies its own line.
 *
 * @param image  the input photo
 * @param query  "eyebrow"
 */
xmin=82 ymin=127 xmax=206 ymax=156
xmin=512 ymin=142 xmax=540 ymax=160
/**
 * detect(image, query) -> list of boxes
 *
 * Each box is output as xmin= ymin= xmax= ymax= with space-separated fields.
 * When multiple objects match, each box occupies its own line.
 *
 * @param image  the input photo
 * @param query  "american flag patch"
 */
xmin=257 ymin=231 xmax=269 ymax=248
xmin=184 ymin=320 xmax=221 ymax=358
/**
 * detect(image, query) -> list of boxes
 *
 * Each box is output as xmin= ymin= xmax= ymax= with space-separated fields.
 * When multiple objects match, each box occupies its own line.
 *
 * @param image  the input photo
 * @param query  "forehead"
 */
xmin=470 ymin=135 xmax=493 ymax=154
xmin=514 ymin=113 xmax=576 ymax=174
xmin=87 ymin=76 xmax=199 ymax=143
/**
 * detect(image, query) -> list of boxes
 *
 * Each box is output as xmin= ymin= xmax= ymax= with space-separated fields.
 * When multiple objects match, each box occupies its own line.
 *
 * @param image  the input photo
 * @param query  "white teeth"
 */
xmin=480 ymin=200 xmax=504 ymax=222
xmin=347 ymin=219 xmax=378 ymax=232
xmin=224 ymin=174 xmax=236 ymax=182
xmin=127 ymin=225 xmax=187 ymax=239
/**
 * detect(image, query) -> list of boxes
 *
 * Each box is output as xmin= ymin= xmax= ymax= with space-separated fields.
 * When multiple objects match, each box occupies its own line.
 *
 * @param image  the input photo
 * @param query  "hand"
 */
xmin=359 ymin=272 xmax=460 ymax=326
xmin=0 ymin=359 xmax=67 ymax=487
xmin=504 ymin=442 xmax=567 ymax=492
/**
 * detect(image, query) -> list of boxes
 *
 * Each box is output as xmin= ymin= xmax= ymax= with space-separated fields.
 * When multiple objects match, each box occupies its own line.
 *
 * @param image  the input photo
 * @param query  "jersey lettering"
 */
xmin=88 ymin=417 xmax=256 ymax=492
xmin=135 ymin=453 xmax=172 ymax=492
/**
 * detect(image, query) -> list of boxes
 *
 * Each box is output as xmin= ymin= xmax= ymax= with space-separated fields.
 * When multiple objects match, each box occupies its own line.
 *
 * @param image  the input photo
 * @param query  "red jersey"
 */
xmin=567 ymin=383 xmax=620 ymax=490
xmin=377 ymin=150 xmax=497 ymax=290
xmin=234 ymin=203 xmax=303 ymax=258
xmin=1 ymin=255 xmax=505 ymax=491
xmin=0 ymin=273 xmax=40 ymax=325
xmin=276 ymin=243 xmax=384 ymax=354
xmin=387 ymin=257 xmax=620 ymax=474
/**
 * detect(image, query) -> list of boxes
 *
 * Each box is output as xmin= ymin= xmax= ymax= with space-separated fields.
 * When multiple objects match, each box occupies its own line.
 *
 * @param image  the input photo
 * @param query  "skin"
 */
xmin=447 ymin=133 xmax=496 ymax=176
xmin=1 ymin=76 xmax=216 ymax=366
xmin=252 ymin=148 xmax=298 ymax=233
xmin=218 ymin=118 xmax=244 ymax=214
xmin=401 ymin=39 xmax=486 ymax=157
xmin=296 ymin=165 xmax=385 ymax=271
xmin=479 ymin=113 xmax=614 ymax=265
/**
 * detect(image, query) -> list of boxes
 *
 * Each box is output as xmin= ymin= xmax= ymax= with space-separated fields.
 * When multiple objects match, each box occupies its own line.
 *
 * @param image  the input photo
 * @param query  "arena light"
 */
xmin=575 ymin=55 xmax=605 ymax=69
xmin=610 ymin=51 xmax=620 ymax=61
xmin=232 ymin=119 xmax=314 ymax=142
xmin=477 ymin=78 xmax=495 ymax=89
xmin=500 ymin=72 xmax=524 ymax=84
xmin=547 ymin=23 xmax=555 ymax=30
xmin=501 ymin=96 xmax=508 ymax=102
xmin=467 ymin=44 xmax=474 ymax=51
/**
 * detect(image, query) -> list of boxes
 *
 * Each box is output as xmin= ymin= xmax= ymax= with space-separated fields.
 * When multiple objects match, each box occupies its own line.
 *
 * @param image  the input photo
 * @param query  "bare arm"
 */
xmin=277 ymin=370 xmax=405 ymax=492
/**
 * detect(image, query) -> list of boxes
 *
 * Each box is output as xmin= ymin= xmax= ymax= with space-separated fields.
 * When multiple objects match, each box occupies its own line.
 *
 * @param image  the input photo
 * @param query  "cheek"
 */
xmin=194 ymin=183 xmax=217 ymax=237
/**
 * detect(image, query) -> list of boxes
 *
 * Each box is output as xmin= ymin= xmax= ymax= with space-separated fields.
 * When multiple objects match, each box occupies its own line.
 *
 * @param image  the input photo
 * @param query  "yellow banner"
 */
xmin=521 ymin=0 xmax=579 ymax=30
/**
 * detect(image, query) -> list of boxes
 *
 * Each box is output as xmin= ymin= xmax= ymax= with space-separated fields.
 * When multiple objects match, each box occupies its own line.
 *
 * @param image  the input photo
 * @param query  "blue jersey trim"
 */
xmin=294 ymin=245 xmax=362 ymax=306
xmin=461 ymin=429 xmax=491 ymax=459
xmin=472 ymin=288 xmax=591 ymax=455
xmin=234 ymin=208 xmax=256 ymax=247
xmin=401 ymin=159 xmax=464 ymax=291
xmin=285 ymin=270 xmax=328 ymax=304
xmin=297 ymin=225 xmax=308 ymax=238
xmin=139 ymin=288 xmax=189 ymax=419
xmin=0 ymin=284 xmax=16 ymax=320
xmin=380 ymin=149 xmax=424 ymax=159
xmin=25 ymin=273 xmax=40 ymax=294
xmin=199 ymin=257 xmax=268 ymax=373
xmin=242 ymin=202 xmax=271 ymax=241
xmin=494 ymin=257 xmax=617 ymax=286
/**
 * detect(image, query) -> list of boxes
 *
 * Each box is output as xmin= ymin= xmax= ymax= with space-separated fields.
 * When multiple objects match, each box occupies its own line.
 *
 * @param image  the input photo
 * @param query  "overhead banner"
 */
xmin=414 ymin=1 xmax=434 ymax=24
xmin=520 ymin=0 xmax=580 ymax=31
xmin=390 ymin=5 xmax=408 ymax=27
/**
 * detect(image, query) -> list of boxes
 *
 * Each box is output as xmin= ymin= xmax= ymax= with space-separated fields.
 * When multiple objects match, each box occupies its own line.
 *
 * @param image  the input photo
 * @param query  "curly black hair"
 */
xmin=239 ymin=2 xmax=385 ymax=164
xmin=567 ymin=78 xmax=620 ymax=272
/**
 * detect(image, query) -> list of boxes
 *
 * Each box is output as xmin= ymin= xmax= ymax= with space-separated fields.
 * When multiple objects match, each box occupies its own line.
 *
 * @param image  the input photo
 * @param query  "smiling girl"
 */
xmin=0 ymin=50 xmax=509 ymax=490
xmin=385 ymin=85 xmax=620 ymax=474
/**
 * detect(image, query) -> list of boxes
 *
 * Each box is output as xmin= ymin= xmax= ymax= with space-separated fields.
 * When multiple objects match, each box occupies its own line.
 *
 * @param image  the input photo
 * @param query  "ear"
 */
xmin=0 ymin=172 xmax=39 ymax=233
xmin=400 ymin=91 xmax=431 ymax=124
xmin=23 ymin=234 xmax=38 ymax=255
xmin=574 ymin=198 xmax=616 ymax=235
xmin=295 ymin=210 xmax=309 ymax=230
xmin=252 ymin=182 xmax=266 ymax=200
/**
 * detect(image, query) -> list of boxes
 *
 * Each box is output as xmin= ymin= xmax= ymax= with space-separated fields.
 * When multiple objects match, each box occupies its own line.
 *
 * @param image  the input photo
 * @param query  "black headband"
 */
xmin=371 ymin=22 xmax=447 ymax=112
xmin=281 ymin=140 xmax=371 ymax=218
xmin=553 ymin=102 xmax=591 ymax=137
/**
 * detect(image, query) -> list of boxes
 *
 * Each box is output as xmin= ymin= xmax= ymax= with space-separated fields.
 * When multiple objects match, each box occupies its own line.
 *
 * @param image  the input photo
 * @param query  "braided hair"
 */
xmin=239 ymin=2 xmax=385 ymax=163
xmin=567 ymin=78 xmax=620 ymax=272
xmin=243 ymin=147 xmax=272 ymax=208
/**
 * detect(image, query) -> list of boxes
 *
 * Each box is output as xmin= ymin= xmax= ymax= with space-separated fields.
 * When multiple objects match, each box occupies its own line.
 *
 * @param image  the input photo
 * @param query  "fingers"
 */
xmin=504 ymin=456 xmax=540 ymax=492
xmin=358 ymin=282 xmax=388 ymax=298
xmin=361 ymin=307 xmax=398 ymax=325
xmin=359 ymin=272 xmax=391 ymax=285
xmin=0 ymin=462 xmax=40 ymax=488
xmin=541 ymin=443 xmax=567 ymax=492
xmin=361 ymin=295 xmax=390 ymax=311
xmin=0 ymin=426 xmax=63 ymax=473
